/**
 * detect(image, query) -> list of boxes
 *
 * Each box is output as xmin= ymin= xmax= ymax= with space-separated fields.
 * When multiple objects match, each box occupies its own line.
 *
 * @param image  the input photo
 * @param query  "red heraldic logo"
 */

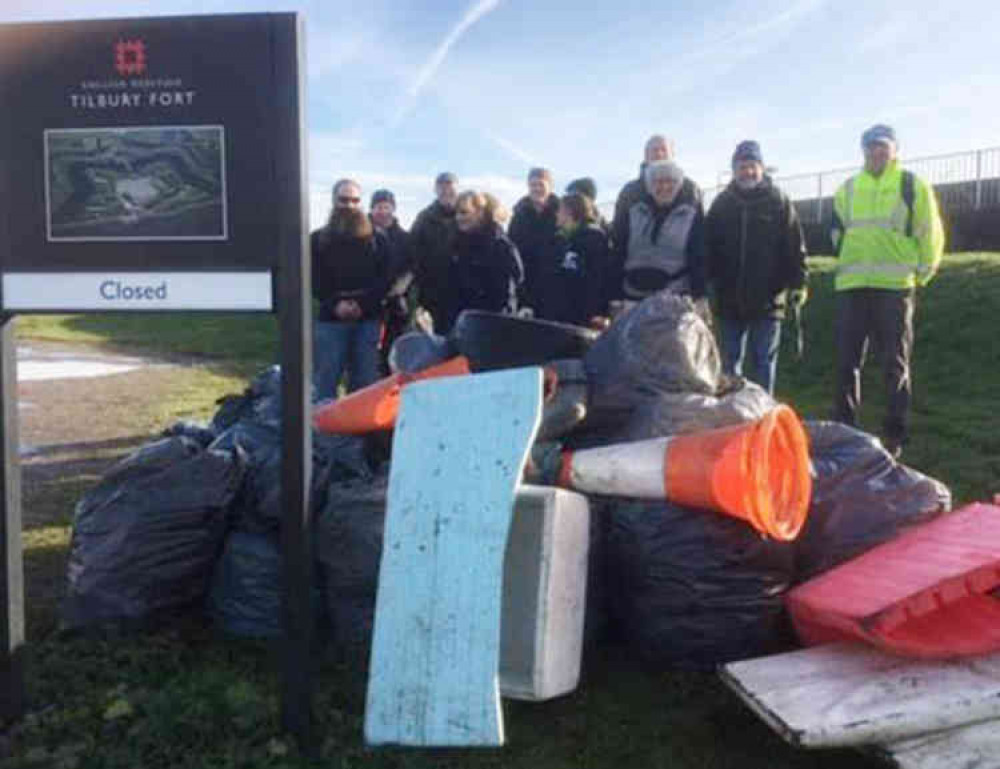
xmin=114 ymin=40 xmax=147 ymax=77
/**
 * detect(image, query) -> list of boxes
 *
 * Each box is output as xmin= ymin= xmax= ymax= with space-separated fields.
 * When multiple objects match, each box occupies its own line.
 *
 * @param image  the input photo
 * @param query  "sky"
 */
xmin=3 ymin=0 xmax=1000 ymax=226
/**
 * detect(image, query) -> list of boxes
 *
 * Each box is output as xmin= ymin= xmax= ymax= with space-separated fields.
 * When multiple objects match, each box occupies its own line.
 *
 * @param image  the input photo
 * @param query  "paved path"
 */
xmin=16 ymin=344 xmax=150 ymax=382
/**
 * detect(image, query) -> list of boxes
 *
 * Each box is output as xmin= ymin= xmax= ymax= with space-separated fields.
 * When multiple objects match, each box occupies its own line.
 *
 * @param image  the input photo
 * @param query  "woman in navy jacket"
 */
xmin=533 ymin=193 xmax=611 ymax=327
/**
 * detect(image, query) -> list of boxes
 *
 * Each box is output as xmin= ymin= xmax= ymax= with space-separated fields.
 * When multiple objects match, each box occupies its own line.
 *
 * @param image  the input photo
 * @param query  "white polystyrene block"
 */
xmin=499 ymin=484 xmax=590 ymax=701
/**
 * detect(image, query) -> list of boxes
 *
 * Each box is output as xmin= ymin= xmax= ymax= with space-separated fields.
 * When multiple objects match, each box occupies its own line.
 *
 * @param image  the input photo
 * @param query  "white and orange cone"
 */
xmin=556 ymin=405 xmax=812 ymax=541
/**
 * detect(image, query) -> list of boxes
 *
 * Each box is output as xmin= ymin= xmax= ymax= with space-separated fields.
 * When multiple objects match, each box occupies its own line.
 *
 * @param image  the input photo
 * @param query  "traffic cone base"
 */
xmin=664 ymin=405 xmax=811 ymax=541
xmin=313 ymin=356 xmax=471 ymax=434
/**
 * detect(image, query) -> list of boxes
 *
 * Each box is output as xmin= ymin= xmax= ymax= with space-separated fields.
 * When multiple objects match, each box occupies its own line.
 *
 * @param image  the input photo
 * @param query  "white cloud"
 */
xmin=853 ymin=20 xmax=906 ymax=54
xmin=306 ymin=24 xmax=373 ymax=81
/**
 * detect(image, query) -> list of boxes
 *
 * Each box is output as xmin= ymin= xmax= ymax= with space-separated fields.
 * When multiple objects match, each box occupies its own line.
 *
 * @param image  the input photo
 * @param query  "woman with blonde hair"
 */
xmin=443 ymin=189 xmax=523 ymax=331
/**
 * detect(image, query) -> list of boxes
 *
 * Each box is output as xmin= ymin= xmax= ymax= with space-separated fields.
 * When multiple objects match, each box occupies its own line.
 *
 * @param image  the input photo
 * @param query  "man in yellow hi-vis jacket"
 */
xmin=831 ymin=125 xmax=944 ymax=457
xmin=830 ymin=124 xmax=944 ymax=458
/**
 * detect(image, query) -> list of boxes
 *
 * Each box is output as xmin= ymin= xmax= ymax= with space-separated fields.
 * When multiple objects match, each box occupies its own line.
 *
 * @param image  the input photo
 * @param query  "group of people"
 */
xmin=311 ymin=123 xmax=944 ymax=458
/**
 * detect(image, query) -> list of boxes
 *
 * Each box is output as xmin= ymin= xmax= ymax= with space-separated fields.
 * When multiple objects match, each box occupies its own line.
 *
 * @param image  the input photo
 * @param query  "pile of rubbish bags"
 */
xmin=62 ymin=294 xmax=951 ymax=669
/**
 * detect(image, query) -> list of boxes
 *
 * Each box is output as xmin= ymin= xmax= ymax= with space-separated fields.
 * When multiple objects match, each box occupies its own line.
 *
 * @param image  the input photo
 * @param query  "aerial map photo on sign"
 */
xmin=44 ymin=125 xmax=227 ymax=241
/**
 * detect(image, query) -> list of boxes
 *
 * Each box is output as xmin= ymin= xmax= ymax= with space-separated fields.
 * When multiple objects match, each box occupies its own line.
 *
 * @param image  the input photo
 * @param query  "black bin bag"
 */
xmin=208 ymin=531 xmax=284 ymax=638
xmin=207 ymin=530 xmax=323 ymax=639
xmin=795 ymin=421 xmax=951 ymax=581
xmin=315 ymin=469 xmax=390 ymax=652
xmin=62 ymin=436 xmax=244 ymax=629
xmin=606 ymin=497 xmax=796 ymax=669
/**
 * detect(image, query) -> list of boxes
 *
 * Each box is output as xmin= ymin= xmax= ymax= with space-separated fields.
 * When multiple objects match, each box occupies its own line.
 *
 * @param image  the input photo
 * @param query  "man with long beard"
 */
xmin=311 ymin=178 xmax=391 ymax=400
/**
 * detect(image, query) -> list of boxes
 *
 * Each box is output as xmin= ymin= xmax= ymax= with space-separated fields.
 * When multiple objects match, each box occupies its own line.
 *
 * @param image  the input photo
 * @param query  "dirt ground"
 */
xmin=14 ymin=342 xmax=231 ymax=637
xmin=17 ymin=344 xmax=199 ymax=529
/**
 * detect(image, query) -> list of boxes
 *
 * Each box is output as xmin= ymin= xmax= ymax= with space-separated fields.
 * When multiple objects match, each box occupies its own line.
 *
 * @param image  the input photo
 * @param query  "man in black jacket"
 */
xmin=509 ymin=167 xmax=559 ymax=310
xmin=705 ymin=141 xmax=808 ymax=394
xmin=410 ymin=172 xmax=459 ymax=333
xmin=311 ymin=178 xmax=391 ymax=400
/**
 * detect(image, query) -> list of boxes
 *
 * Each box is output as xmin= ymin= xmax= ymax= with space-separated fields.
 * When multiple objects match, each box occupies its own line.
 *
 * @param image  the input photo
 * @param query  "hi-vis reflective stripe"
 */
xmin=838 ymin=262 xmax=915 ymax=277
xmin=848 ymin=217 xmax=895 ymax=230
xmin=842 ymin=176 xmax=909 ymax=233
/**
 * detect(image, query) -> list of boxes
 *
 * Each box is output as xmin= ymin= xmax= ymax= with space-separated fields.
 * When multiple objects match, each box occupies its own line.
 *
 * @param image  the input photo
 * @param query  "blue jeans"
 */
xmin=313 ymin=319 xmax=382 ymax=402
xmin=720 ymin=317 xmax=782 ymax=395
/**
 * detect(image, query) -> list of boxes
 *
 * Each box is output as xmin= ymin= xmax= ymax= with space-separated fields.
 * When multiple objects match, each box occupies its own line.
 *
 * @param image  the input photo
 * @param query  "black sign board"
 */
xmin=0 ymin=14 xmax=315 ymax=748
xmin=0 ymin=13 xmax=303 ymax=311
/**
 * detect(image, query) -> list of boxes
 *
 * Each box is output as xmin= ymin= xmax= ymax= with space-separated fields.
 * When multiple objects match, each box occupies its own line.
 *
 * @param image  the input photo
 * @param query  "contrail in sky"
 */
xmin=486 ymin=131 xmax=538 ymax=166
xmin=393 ymin=0 xmax=502 ymax=122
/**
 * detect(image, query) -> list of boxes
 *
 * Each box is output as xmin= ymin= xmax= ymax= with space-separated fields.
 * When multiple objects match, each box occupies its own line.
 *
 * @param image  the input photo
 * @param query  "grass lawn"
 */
xmin=5 ymin=254 xmax=999 ymax=767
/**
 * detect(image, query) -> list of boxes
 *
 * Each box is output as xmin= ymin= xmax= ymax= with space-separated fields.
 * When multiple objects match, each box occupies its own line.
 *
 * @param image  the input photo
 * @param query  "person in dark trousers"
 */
xmin=445 ymin=189 xmax=524 ymax=332
xmin=369 ymin=188 xmax=413 ymax=372
xmin=705 ymin=140 xmax=808 ymax=395
xmin=410 ymin=172 xmax=459 ymax=333
xmin=612 ymin=159 xmax=707 ymax=303
xmin=611 ymin=135 xmax=702 ymax=256
xmin=508 ymin=167 xmax=559 ymax=311
xmin=830 ymin=124 xmax=944 ymax=458
xmin=533 ymin=192 xmax=610 ymax=327
xmin=311 ymin=178 xmax=391 ymax=400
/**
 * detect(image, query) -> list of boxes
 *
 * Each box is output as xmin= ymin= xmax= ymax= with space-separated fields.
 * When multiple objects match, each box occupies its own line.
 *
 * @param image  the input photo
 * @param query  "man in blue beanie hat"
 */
xmin=369 ymin=188 xmax=413 ymax=371
xmin=705 ymin=140 xmax=808 ymax=394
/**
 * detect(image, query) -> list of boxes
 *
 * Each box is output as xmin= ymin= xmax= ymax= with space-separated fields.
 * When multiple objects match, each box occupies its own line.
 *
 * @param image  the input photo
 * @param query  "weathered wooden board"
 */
xmin=720 ymin=642 xmax=1000 ymax=748
xmin=364 ymin=368 xmax=542 ymax=747
xmin=884 ymin=718 xmax=1000 ymax=769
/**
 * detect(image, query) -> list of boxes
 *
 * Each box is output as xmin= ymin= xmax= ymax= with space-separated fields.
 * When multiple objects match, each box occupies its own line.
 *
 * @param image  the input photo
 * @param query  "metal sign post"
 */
xmin=0 ymin=13 xmax=315 ymax=747
xmin=0 ymin=315 xmax=24 ymax=720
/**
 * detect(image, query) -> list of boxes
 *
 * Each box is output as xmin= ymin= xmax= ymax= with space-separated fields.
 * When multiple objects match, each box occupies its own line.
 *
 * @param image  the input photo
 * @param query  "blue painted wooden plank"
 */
xmin=364 ymin=367 xmax=543 ymax=747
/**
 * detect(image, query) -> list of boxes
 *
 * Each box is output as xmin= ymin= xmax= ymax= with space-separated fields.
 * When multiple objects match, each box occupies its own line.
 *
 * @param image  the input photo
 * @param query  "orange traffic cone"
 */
xmin=313 ymin=356 xmax=471 ymax=435
xmin=557 ymin=405 xmax=811 ymax=541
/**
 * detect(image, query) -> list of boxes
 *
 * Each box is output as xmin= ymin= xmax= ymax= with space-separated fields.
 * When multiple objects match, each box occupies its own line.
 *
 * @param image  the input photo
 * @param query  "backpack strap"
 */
xmin=901 ymin=170 xmax=915 ymax=238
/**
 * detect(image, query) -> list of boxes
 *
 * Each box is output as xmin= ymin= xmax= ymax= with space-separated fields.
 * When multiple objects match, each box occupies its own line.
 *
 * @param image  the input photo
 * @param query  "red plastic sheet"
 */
xmin=786 ymin=503 xmax=1000 ymax=658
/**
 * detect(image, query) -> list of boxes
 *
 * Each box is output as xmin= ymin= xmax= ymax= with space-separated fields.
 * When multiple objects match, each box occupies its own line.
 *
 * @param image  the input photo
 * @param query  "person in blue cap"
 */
xmin=829 ymin=124 xmax=944 ymax=458
xmin=705 ymin=140 xmax=808 ymax=394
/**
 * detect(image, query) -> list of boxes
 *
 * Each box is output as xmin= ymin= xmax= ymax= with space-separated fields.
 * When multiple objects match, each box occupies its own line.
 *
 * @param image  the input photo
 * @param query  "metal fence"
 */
xmin=705 ymin=145 xmax=1000 ymax=223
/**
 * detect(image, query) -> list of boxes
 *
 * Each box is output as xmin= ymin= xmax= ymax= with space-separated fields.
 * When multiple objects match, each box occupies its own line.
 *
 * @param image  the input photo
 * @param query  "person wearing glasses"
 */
xmin=310 ymin=178 xmax=391 ymax=400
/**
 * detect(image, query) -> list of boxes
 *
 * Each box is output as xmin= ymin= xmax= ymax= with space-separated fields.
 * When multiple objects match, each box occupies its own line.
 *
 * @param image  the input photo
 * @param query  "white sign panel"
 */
xmin=2 ymin=272 xmax=272 ymax=311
